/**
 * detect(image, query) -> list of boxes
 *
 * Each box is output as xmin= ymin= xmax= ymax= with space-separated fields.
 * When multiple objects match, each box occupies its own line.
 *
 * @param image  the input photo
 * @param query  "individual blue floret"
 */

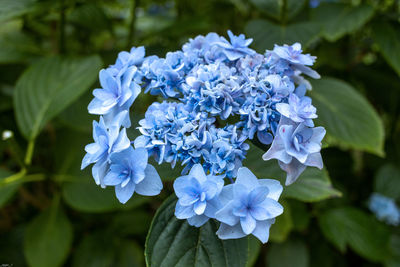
xmin=369 ymin=193 xmax=400 ymax=226
xmin=215 ymin=167 xmax=283 ymax=243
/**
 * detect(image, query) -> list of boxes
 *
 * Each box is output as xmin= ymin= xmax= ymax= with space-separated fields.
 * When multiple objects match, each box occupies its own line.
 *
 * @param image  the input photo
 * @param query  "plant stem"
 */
xmin=24 ymin=140 xmax=35 ymax=166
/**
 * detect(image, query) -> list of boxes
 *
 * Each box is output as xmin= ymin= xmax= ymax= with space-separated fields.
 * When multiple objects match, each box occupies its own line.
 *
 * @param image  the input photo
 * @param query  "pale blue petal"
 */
xmin=115 ymin=180 xmax=136 ymax=204
xmin=173 ymin=175 xmax=192 ymax=198
xmin=240 ymin=214 xmax=256 ymax=234
xmin=279 ymin=159 xmax=306 ymax=185
xmin=251 ymin=219 xmax=274 ymax=244
xmin=189 ymin=164 xmax=207 ymax=183
xmin=175 ymin=202 xmax=195 ymax=219
xmin=258 ymin=179 xmax=283 ymax=201
xmin=216 ymin=223 xmax=246 ymax=240
xmin=194 ymin=201 xmax=206 ymax=215
xmin=134 ymin=164 xmax=163 ymax=196
xmin=236 ymin=167 xmax=259 ymax=191
xmin=258 ymin=198 xmax=284 ymax=219
xmin=215 ymin=201 xmax=238 ymax=226
xmin=187 ymin=215 xmax=209 ymax=227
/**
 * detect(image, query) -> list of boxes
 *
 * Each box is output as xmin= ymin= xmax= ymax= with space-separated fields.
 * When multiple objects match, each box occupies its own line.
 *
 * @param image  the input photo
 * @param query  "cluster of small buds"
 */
xmin=81 ymin=31 xmax=325 ymax=243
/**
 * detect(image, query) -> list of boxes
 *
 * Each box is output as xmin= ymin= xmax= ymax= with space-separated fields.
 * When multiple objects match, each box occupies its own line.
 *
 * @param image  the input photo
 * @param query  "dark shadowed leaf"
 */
xmin=0 ymin=168 xmax=19 ymax=208
xmin=0 ymin=0 xmax=37 ymax=22
xmin=318 ymin=207 xmax=391 ymax=262
xmin=24 ymin=201 xmax=73 ymax=267
xmin=310 ymin=3 xmax=374 ymax=41
xmin=310 ymin=77 xmax=384 ymax=156
xmin=372 ymin=22 xmax=400 ymax=77
xmin=266 ymin=239 xmax=309 ymax=267
xmin=245 ymin=20 xmax=321 ymax=52
xmin=145 ymin=196 xmax=249 ymax=267
xmin=374 ymin=164 xmax=400 ymax=199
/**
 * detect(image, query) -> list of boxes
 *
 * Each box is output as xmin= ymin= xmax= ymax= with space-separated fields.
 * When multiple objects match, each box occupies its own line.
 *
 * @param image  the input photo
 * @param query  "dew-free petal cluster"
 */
xmin=81 ymin=30 xmax=326 ymax=243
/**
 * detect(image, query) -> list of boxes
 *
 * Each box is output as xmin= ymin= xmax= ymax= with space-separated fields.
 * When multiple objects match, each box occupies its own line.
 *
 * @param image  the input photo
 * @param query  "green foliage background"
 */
xmin=0 ymin=0 xmax=399 ymax=266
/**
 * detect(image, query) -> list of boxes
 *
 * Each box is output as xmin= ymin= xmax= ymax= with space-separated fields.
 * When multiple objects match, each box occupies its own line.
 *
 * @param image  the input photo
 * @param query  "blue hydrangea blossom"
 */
xmin=82 ymin=30 xmax=326 ymax=243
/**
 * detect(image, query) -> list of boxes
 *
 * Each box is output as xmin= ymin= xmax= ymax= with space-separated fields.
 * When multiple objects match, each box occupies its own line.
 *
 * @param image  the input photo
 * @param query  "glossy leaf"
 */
xmin=318 ymin=207 xmax=391 ymax=262
xmin=310 ymin=3 xmax=374 ymax=41
xmin=243 ymin=144 xmax=341 ymax=202
xmin=24 ymin=201 xmax=73 ymax=267
xmin=145 ymin=196 xmax=249 ymax=267
xmin=14 ymin=55 xmax=102 ymax=140
xmin=245 ymin=20 xmax=320 ymax=52
xmin=310 ymin=77 xmax=385 ymax=156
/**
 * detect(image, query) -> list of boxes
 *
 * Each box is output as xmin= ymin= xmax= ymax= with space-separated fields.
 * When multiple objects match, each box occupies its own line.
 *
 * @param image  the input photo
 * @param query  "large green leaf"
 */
xmin=0 ymin=31 xmax=41 ymax=64
xmin=0 ymin=0 xmax=37 ymax=22
xmin=310 ymin=77 xmax=385 ymax=156
xmin=61 ymin=176 xmax=148 ymax=213
xmin=145 ymin=196 xmax=249 ymax=267
xmin=245 ymin=19 xmax=321 ymax=52
xmin=24 ymin=201 xmax=73 ymax=267
xmin=310 ymin=3 xmax=374 ymax=41
xmin=372 ymin=22 xmax=400 ymax=77
xmin=266 ymin=239 xmax=309 ymax=267
xmin=243 ymin=144 xmax=341 ymax=202
xmin=374 ymin=164 xmax=400 ymax=199
xmin=14 ymin=55 xmax=102 ymax=140
xmin=318 ymin=207 xmax=391 ymax=262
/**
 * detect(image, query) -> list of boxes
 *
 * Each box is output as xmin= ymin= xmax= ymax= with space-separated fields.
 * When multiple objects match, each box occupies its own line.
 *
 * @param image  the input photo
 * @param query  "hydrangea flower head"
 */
xmin=215 ymin=167 xmax=283 ymax=243
xmin=174 ymin=164 xmax=224 ymax=227
xmin=104 ymin=146 xmax=163 ymax=203
xmin=262 ymin=118 xmax=325 ymax=185
xmin=369 ymin=193 xmax=400 ymax=226
xmin=82 ymin=31 xmax=326 ymax=244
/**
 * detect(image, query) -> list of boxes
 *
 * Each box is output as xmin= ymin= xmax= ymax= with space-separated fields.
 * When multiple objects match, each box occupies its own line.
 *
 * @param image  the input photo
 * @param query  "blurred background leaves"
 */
xmin=0 ymin=0 xmax=400 ymax=266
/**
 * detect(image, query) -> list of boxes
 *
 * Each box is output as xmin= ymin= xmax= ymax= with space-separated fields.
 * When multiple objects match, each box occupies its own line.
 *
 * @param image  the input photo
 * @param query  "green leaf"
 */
xmin=266 ymin=239 xmax=309 ymax=267
xmin=289 ymin=200 xmax=310 ymax=232
xmin=72 ymin=232 xmax=144 ymax=267
xmin=372 ymin=22 xmax=400 ymax=77
xmin=243 ymin=144 xmax=341 ymax=202
xmin=0 ymin=0 xmax=37 ymax=22
xmin=145 ymin=196 xmax=249 ymax=267
xmin=62 ymin=176 xmax=148 ymax=213
xmin=111 ymin=211 xmax=152 ymax=236
xmin=0 ymin=31 xmax=41 ymax=64
xmin=318 ymin=207 xmax=391 ymax=262
xmin=269 ymin=200 xmax=293 ymax=243
xmin=310 ymin=77 xmax=385 ymax=156
xmin=245 ymin=19 xmax=321 ymax=52
xmin=249 ymin=0 xmax=282 ymax=20
xmin=310 ymin=3 xmax=374 ymax=41
xmin=286 ymin=0 xmax=307 ymax=19
xmin=0 ymin=168 xmax=20 ymax=208
xmin=374 ymin=164 xmax=400 ymax=199
xmin=14 ymin=55 xmax=102 ymax=140
xmin=24 ymin=200 xmax=73 ymax=267
xmin=246 ymin=236 xmax=262 ymax=267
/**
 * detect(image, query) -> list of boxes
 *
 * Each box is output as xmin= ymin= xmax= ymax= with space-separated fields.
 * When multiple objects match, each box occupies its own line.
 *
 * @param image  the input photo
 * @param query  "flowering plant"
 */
xmin=81 ymin=31 xmax=325 ymax=243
